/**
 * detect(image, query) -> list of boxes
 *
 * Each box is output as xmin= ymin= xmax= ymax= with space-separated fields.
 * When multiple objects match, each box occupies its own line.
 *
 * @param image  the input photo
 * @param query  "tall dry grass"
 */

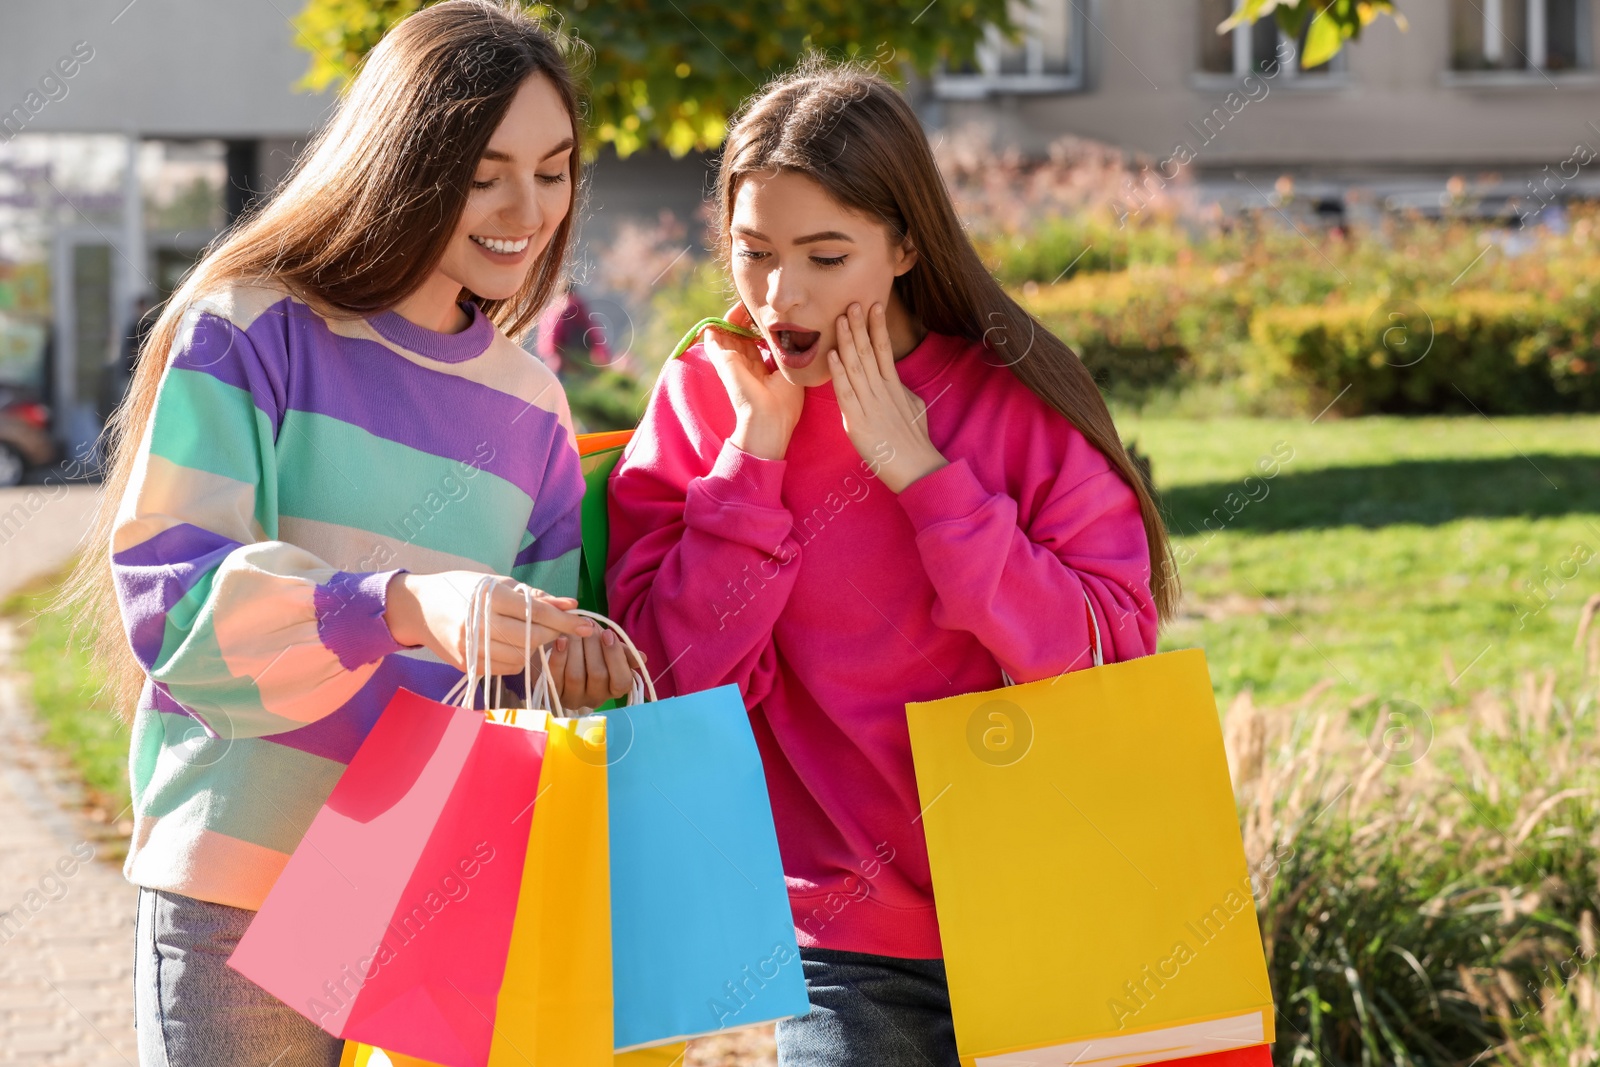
xmin=1227 ymin=600 xmax=1600 ymax=1066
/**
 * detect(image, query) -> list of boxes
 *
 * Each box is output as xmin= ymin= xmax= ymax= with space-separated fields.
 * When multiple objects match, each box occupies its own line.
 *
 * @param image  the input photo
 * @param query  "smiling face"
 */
xmin=729 ymin=169 xmax=919 ymax=387
xmin=434 ymin=72 xmax=575 ymax=305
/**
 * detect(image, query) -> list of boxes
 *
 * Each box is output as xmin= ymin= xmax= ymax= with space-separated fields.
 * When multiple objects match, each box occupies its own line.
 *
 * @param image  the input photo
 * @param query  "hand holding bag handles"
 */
xmin=441 ymin=575 xmax=657 ymax=720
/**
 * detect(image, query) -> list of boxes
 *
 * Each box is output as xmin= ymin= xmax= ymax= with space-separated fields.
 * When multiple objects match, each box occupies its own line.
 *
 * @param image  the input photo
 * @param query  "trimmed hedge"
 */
xmin=1252 ymin=293 xmax=1600 ymax=415
xmin=1019 ymin=274 xmax=1600 ymax=415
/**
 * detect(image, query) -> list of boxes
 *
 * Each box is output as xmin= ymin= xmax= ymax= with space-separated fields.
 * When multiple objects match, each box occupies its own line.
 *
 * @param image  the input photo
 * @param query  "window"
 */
xmin=1451 ymin=0 xmax=1591 ymax=71
xmin=934 ymin=0 xmax=1086 ymax=96
xmin=1198 ymin=0 xmax=1342 ymax=78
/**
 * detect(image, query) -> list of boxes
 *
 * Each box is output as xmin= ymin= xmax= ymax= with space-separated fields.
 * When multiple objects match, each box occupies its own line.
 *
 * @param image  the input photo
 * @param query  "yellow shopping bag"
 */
xmin=906 ymin=605 xmax=1274 ymax=1067
xmin=489 ymin=711 xmax=614 ymax=1065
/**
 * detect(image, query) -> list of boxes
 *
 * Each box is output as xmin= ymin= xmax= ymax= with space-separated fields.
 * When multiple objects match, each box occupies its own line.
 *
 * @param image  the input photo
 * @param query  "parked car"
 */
xmin=0 ymin=385 xmax=57 ymax=487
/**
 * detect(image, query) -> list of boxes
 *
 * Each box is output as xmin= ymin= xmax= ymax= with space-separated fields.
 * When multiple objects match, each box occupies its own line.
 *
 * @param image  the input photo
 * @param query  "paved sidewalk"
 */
xmin=0 ymin=485 xmax=102 ymax=601
xmin=0 ymin=620 xmax=138 ymax=1065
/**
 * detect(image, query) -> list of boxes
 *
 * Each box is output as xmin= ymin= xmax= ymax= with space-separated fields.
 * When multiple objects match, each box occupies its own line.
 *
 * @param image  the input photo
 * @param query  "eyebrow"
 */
xmin=733 ymin=226 xmax=856 ymax=245
xmin=480 ymin=137 xmax=575 ymax=164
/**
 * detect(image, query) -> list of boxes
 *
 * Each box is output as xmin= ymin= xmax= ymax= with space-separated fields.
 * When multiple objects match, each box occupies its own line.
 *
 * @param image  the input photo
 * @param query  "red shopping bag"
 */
xmin=229 ymin=685 xmax=548 ymax=1065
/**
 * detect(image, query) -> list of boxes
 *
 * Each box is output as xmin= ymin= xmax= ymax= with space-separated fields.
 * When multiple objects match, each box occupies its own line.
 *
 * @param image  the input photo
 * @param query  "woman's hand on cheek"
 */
xmin=704 ymin=305 xmax=804 ymax=461
xmin=829 ymin=302 xmax=947 ymax=493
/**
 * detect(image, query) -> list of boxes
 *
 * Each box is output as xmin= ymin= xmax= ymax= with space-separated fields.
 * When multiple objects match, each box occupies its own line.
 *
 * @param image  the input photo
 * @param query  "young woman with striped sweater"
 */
xmin=65 ymin=4 xmax=632 ymax=1063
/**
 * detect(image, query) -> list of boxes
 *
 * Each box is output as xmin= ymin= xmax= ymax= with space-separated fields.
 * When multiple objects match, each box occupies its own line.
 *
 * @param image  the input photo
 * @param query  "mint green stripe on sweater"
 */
xmin=147 ymin=368 xmax=276 ymax=532
xmin=275 ymin=410 xmax=534 ymax=568
xmin=149 ymin=568 xmax=270 ymax=730
xmin=511 ymin=545 xmax=580 ymax=598
xmin=137 ymin=735 xmax=345 ymax=854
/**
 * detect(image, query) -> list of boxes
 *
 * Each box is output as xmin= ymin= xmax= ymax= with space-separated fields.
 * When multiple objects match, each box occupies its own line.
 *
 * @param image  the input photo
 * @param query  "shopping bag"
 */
xmin=344 ymin=708 xmax=615 ymax=1067
xmin=602 ymin=677 xmax=808 ymax=1050
xmin=231 ymin=579 xmax=576 ymax=1066
xmin=227 ymin=689 xmax=547 ymax=1064
xmin=340 ymin=1040 xmax=689 ymax=1067
xmin=905 ymin=592 xmax=1274 ymax=1067
xmin=513 ymin=609 xmax=807 ymax=1051
xmin=574 ymin=313 xmax=760 ymax=618
xmin=576 ymin=429 xmax=633 ymax=617
xmin=486 ymin=707 xmax=613 ymax=1065
xmin=341 ymin=603 xmax=800 ymax=1063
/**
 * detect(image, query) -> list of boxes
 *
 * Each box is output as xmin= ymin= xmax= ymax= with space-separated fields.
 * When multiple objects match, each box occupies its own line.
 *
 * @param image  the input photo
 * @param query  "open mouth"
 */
xmin=469 ymin=234 xmax=531 ymax=257
xmin=771 ymin=326 xmax=822 ymax=369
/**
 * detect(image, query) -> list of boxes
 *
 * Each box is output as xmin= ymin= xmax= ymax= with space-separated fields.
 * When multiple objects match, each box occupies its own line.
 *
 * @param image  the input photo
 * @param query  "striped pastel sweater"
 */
xmin=111 ymin=279 xmax=582 ymax=911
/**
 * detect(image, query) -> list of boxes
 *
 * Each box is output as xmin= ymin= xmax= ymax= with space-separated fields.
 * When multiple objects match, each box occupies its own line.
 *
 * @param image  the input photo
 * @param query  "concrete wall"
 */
xmin=0 ymin=0 xmax=337 ymax=139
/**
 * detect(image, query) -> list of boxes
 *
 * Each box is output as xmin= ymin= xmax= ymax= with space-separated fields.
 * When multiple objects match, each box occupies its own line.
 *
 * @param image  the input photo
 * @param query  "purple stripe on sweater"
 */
xmin=113 ymin=523 xmax=240 ymax=668
xmin=142 ymin=679 xmax=215 ymax=735
xmin=174 ymin=309 xmax=289 ymax=432
xmin=177 ymin=297 xmax=578 ymax=513
xmin=314 ymin=569 xmax=406 ymax=670
xmin=259 ymin=655 xmax=464 ymax=763
xmin=514 ymin=504 xmax=581 ymax=567
xmin=515 ymin=438 xmax=583 ymax=564
xmin=266 ymin=300 xmax=572 ymax=504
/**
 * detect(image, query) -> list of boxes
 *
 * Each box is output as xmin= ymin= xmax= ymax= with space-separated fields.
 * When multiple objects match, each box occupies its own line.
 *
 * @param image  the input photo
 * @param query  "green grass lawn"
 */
xmin=3 ymin=580 xmax=131 ymax=816
xmin=1117 ymin=413 xmax=1600 ymax=713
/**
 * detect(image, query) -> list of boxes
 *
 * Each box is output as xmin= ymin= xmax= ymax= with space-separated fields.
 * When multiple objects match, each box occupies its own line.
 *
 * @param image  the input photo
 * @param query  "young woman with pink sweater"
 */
xmin=606 ymin=61 xmax=1180 ymax=1066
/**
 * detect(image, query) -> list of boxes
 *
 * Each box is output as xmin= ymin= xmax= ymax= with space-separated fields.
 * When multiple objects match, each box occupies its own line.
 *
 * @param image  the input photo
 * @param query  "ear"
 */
xmin=892 ymin=238 xmax=919 ymax=277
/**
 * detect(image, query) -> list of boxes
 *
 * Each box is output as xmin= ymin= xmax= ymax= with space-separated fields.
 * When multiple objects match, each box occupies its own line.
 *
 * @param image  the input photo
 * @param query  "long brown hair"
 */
xmin=65 ymin=0 xmax=586 ymax=720
xmin=713 ymin=58 xmax=1180 ymax=624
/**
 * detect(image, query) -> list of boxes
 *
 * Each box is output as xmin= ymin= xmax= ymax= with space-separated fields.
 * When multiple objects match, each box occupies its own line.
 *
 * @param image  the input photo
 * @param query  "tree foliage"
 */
xmin=1219 ymin=0 xmax=1404 ymax=70
xmin=291 ymin=0 xmax=1014 ymax=157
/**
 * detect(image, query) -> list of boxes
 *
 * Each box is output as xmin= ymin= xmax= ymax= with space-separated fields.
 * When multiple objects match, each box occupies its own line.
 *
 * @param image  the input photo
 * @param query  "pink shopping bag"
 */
xmin=229 ymin=686 xmax=547 ymax=1066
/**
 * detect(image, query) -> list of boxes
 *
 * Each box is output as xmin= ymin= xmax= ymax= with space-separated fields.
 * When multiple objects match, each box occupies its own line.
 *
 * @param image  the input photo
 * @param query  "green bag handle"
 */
xmin=574 ymin=315 xmax=762 ymax=620
xmin=668 ymin=315 xmax=761 ymax=360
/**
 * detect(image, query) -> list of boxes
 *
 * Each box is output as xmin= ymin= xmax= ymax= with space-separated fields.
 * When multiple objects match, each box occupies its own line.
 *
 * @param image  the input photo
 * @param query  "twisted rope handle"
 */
xmin=442 ymin=575 xmax=501 ymax=710
xmin=529 ymin=608 xmax=658 ymax=716
xmin=442 ymin=582 xmax=659 ymax=718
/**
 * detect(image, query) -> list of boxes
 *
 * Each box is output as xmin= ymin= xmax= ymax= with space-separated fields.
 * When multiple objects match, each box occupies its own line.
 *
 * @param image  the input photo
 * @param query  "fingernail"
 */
xmin=603 ymin=631 xmax=616 ymax=647
xmin=556 ymin=637 xmax=567 ymax=651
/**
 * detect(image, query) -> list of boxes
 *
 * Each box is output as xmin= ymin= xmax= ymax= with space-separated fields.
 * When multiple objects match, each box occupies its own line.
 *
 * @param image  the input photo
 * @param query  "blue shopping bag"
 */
xmin=599 ymin=683 xmax=810 ymax=1050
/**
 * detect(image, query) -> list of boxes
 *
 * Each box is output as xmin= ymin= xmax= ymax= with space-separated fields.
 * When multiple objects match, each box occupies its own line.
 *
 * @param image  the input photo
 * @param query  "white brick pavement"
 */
xmin=0 ymin=485 xmax=102 ymax=601
xmin=0 ymin=621 xmax=138 ymax=1066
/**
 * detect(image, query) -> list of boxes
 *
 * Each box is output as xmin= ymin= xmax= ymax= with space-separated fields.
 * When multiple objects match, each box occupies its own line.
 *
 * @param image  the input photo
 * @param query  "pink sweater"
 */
xmin=606 ymin=330 xmax=1157 ymax=959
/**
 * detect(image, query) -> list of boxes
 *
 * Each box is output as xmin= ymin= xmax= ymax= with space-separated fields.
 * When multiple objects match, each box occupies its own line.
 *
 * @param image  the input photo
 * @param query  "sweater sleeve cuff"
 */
xmin=314 ymin=568 xmax=410 ymax=670
xmin=895 ymin=458 xmax=993 ymax=532
xmin=700 ymin=440 xmax=788 ymax=505
xmin=683 ymin=441 xmax=795 ymax=554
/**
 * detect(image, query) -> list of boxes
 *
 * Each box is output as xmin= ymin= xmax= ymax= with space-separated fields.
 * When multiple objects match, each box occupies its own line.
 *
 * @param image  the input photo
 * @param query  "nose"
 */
xmin=766 ymin=261 xmax=803 ymax=317
xmin=512 ymin=175 xmax=546 ymax=236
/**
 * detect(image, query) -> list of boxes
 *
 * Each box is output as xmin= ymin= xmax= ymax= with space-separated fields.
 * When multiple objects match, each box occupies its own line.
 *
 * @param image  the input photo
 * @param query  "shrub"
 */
xmin=1018 ymin=270 xmax=1192 ymax=394
xmin=1249 ymin=294 xmax=1600 ymax=415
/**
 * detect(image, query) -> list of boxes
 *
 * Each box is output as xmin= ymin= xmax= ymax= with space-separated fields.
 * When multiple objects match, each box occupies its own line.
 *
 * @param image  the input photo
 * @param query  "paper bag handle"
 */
xmin=442 ymin=577 xmax=659 ymax=718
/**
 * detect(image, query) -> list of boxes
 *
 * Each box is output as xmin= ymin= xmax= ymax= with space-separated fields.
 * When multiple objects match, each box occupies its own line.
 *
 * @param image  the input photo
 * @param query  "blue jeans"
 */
xmin=135 ymin=887 xmax=345 ymax=1067
xmin=776 ymin=948 xmax=960 ymax=1067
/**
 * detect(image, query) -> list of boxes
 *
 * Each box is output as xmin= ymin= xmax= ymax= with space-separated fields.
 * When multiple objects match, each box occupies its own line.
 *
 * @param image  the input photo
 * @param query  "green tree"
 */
xmin=292 ymin=0 xmax=1015 ymax=157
